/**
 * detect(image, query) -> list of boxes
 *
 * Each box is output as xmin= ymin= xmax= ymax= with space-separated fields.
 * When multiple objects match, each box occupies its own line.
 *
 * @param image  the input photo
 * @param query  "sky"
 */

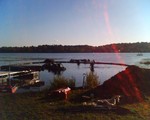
xmin=0 ymin=0 xmax=150 ymax=47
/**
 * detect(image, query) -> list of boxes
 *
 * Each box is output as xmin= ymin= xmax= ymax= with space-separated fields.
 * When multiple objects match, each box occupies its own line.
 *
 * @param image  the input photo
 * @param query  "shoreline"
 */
xmin=0 ymin=65 xmax=150 ymax=119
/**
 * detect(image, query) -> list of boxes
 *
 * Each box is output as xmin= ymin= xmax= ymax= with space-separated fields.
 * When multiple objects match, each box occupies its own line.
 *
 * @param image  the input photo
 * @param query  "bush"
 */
xmin=85 ymin=72 xmax=99 ymax=89
xmin=50 ymin=76 xmax=75 ymax=90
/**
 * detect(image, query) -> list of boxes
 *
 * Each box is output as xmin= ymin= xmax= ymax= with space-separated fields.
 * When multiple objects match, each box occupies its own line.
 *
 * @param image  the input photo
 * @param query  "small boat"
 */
xmin=28 ymin=79 xmax=45 ymax=87
xmin=0 ymin=72 xmax=18 ymax=93
xmin=137 ymin=53 xmax=143 ymax=56
xmin=0 ymin=71 xmax=41 ymax=93
xmin=0 ymin=85 xmax=18 ymax=93
xmin=21 ymin=79 xmax=44 ymax=87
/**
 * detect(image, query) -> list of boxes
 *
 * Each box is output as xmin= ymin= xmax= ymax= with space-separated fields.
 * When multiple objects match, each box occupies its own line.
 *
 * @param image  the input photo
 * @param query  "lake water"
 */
xmin=0 ymin=53 xmax=150 ymax=88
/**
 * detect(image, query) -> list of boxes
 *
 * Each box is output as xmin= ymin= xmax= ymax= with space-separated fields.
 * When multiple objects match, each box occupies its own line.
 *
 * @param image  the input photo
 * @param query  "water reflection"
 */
xmin=0 ymin=53 xmax=150 ymax=88
xmin=40 ymin=63 xmax=126 ymax=87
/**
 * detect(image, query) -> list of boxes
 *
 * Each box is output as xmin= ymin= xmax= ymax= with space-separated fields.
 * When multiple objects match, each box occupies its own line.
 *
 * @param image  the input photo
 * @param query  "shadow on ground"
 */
xmin=57 ymin=106 xmax=133 ymax=115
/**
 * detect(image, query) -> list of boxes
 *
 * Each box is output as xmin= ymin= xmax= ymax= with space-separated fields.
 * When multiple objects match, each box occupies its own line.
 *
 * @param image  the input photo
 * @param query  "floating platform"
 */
xmin=0 ymin=65 xmax=42 ymax=71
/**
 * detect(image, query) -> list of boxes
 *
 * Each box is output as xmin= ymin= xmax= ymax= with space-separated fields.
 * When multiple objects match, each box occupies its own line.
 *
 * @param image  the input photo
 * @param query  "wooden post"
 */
xmin=90 ymin=60 xmax=95 ymax=72
xmin=82 ymin=73 xmax=86 ymax=88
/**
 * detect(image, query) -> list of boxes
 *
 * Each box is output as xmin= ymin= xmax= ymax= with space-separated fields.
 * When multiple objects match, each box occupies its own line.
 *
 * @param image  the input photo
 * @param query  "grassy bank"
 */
xmin=1 ymin=66 xmax=150 ymax=120
xmin=0 ymin=91 xmax=150 ymax=120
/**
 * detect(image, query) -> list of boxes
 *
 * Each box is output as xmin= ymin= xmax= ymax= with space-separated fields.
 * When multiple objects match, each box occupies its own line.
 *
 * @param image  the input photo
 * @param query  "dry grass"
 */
xmin=0 ymin=91 xmax=150 ymax=120
xmin=0 ymin=66 xmax=150 ymax=120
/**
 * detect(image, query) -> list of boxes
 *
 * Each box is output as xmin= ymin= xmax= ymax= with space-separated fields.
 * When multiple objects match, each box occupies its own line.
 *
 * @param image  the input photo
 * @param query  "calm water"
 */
xmin=0 ymin=53 xmax=150 ymax=88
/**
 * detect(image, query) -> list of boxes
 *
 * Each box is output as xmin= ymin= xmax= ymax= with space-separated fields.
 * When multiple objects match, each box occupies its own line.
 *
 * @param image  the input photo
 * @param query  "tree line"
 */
xmin=0 ymin=42 xmax=149 ymax=53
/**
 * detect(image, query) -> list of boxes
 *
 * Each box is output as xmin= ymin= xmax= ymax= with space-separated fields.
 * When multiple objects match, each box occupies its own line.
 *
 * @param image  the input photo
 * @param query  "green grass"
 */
xmin=0 ymin=91 xmax=150 ymax=120
xmin=122 ymin=98 xmax=150 ymax=120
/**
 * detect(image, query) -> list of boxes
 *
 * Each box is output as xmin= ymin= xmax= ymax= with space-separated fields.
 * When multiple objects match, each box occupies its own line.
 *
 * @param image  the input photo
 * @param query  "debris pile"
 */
xmin=89 ymin=66 xmax=150 ymax=104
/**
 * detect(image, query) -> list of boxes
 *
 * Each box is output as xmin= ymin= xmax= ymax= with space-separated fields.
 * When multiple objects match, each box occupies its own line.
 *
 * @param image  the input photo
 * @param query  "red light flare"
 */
xmin=92 ymin=1 xmax=143 ymax=102
xmin=116 ymin=68 xmax=144 ymax=102
xmin=103 ymin=4 xmax=113 ymax=38
xmin=124 ymin=69 xmax=143 ymax=102
xmin=103 ymin=2 xmax=124 ymax=64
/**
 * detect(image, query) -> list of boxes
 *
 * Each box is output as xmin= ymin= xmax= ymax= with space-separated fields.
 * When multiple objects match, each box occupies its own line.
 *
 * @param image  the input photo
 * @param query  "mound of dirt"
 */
xmin=88 ymin=65 xmax=150 ymax=104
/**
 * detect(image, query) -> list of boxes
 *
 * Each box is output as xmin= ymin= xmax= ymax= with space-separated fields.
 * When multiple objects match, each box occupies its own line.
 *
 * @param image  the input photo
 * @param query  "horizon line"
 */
xmin=0 ymin=42 xmax=149 ymax=48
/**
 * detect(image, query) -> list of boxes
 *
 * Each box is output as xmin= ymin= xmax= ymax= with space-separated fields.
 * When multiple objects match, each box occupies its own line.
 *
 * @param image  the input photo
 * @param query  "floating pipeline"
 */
xmin=0 ymin=63 xmax=66 ymax=74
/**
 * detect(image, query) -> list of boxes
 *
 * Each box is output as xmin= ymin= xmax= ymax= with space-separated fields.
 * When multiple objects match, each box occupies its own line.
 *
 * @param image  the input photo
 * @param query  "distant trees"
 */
xmin=0 ymin=42 xmax=150 ymax=53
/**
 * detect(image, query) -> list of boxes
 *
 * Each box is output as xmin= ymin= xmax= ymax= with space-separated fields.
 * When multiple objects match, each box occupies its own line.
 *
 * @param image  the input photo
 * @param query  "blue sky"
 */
xmin=0 ymin=0 xmax=150 ymax=47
